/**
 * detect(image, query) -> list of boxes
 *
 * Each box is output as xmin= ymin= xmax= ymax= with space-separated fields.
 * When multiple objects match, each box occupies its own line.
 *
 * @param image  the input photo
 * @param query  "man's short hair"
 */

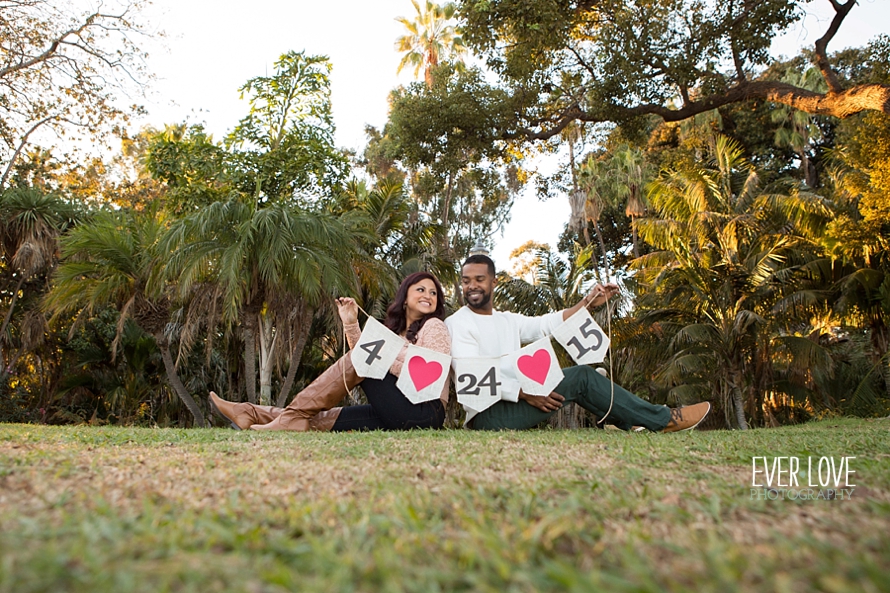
xmin=462 ymin=254 xmax=496 ymax=277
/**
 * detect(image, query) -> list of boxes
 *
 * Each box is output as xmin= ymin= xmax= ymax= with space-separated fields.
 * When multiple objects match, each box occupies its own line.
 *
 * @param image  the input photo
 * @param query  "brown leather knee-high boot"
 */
xmin=308 ymin=407 xmax=342 ymax=431
xmin=209 ymin=391 xmax=283 ymax=430
xmin=250 ymin=353 xmax=360 ymax=431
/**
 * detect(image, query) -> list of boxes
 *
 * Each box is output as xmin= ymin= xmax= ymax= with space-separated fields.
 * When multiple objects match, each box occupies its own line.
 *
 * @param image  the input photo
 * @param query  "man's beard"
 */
xmin=465 ymin=290 xmax=491 ymax=310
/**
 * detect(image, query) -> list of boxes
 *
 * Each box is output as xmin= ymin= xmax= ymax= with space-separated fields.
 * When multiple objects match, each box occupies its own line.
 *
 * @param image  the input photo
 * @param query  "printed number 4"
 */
xmin=566 ymin=319 xmax=603 ymax=358
xmin=457 ymin=368 xmax=501 ymax=397
xmin=359 ymin=340 xmax=385 ymax=365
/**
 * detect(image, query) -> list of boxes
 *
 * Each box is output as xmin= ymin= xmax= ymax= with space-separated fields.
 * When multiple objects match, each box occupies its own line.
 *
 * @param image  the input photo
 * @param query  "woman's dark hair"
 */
xmin=384 ymin=272 xmax=445 ymax=343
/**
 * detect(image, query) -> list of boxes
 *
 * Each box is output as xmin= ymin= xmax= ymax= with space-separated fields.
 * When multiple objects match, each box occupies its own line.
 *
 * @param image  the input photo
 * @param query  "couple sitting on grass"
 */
xmin=210 ymin=255 xmax=711 ymax=433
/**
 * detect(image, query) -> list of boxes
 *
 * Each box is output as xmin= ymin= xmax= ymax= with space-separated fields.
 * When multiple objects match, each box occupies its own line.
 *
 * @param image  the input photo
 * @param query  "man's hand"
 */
xmin=582 ymin=283 xmax=620 ymax=308
xmin=519 ymin=390 xmax=565 ymax=412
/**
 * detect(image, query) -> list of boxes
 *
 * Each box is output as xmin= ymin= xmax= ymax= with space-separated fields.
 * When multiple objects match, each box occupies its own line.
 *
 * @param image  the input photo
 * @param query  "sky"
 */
xmin=134 ymin=0 xmax=890 ymax=267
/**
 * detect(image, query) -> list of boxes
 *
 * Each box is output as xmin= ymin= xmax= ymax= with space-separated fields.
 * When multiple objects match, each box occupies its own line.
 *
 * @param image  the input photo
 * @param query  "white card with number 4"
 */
xmin=350 ymin=317 xmax=404 ymax=379
xmin=551 ymin=307 xmax=609 ymax=365
xmin=452 ymin=358 xmax=502 ymax=413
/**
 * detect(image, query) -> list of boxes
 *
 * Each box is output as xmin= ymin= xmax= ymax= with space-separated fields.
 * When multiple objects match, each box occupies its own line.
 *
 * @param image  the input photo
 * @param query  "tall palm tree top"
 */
xmin=395 ymin=0 xmax=467 ymax=87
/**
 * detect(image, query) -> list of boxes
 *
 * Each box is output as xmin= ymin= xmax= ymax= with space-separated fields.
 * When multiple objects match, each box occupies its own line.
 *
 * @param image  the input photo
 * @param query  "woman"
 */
xmin=209 ymin=272 xmax=451 ymax=432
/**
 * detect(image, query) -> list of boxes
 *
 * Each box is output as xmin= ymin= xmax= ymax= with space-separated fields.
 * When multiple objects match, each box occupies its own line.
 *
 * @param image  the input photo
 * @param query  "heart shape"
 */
xmin=408 ymin=356 xmax=442 ymax=391
xmin=517 ymin=349 xmax=551 ymax=384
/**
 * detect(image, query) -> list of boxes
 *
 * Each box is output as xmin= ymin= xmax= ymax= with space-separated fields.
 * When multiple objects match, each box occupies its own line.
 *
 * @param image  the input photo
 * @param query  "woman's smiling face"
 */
xmin=404 ymin=278 xmax=438 ymax=319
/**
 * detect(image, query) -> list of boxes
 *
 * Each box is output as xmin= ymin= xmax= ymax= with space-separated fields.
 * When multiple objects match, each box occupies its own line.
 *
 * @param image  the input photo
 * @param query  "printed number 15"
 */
xmin=566 ymin=319 xmax=603 ymax=358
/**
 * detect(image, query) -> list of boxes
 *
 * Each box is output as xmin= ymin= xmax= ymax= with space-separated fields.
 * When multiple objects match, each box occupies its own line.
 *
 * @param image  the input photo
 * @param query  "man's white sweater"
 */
xmin=445 ymin=306 xmax=564 ymax=420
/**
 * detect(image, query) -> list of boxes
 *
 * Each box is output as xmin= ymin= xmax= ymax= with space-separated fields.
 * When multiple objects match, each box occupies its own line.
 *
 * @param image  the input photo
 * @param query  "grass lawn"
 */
xmin=1 ymin=418 xmax=888 ymax=592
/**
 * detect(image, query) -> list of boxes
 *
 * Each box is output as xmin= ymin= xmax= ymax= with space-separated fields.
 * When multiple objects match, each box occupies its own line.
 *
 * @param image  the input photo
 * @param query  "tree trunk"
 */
xmin=0 ymin=275 xmax=26 ymax=370
xmin=441 ymin=173 xmax=454 ymax=231
xmin=242 ymin=320 xmax=257 ymax=404
xmin=258 ymin=311 xmax=278 ymax=406
xmin=276 ymin=306 xmax=313 ymax=407
xmin=157 ymin=337 xmax=206 ymax=427
xmin=730 ymin=381 xmax=749 ymax=430
xmin=631 ymin=217 xmax=640 ymax=258
xmin=592 ymin=220 xmax=610 ymax=283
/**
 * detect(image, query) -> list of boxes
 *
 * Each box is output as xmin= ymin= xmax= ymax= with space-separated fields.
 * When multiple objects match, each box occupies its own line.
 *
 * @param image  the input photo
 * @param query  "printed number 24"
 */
xmin=457 ymin=368 xmax=501 ymax=397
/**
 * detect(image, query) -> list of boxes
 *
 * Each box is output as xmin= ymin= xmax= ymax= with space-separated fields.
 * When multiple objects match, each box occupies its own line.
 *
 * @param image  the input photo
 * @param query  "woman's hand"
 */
xmin=582 ymin=283 xmax=620 ymax=308
xmin=336 ymin=297 xmax=359 ymax=325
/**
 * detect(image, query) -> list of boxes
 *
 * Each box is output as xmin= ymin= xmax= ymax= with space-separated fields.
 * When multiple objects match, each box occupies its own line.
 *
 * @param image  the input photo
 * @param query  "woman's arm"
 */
xmin=336 ymin=297 xmax=362 ymax=348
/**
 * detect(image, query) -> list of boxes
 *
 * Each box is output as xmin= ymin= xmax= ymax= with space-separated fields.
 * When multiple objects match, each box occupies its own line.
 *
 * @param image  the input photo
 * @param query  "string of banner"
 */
xmin=345 ymin=304 xmax=614 ymax=419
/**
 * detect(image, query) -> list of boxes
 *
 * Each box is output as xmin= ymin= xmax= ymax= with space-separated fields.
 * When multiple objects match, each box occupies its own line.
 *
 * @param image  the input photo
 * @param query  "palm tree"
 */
xmin=632 ymin=136 xmax=832 ymax=429
xmin=608 ymin=146 xmax=649 ymax=258
xmin=44 ymin=208 xmax=208 ymax=426
xmin=0 ymin=187 xmax=78 ymax=377
xmin=163 ymin=196 xmax=356 ymax=407
xmin=771 ymin=67 xmax=827 ymax=188
xmin=395 ymin=1 xmax=467 ymax=88
xmin=576 ymin=155 xmax=613 ymax=280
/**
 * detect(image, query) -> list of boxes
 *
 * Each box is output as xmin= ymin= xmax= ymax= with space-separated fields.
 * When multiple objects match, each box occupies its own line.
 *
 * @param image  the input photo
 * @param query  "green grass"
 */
xmin=1 ymin=418 xmax=889 ymax=592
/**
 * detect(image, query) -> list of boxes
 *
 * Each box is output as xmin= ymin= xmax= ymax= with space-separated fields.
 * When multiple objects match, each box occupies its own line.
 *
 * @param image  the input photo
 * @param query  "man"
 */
xmin=445 ymin=254 xmax=711 ymax=432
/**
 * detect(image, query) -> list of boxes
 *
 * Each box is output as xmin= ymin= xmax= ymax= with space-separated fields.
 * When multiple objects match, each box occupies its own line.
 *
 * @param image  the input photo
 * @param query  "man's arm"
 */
xmin=561 ymin=283 xmax=620 ymax=320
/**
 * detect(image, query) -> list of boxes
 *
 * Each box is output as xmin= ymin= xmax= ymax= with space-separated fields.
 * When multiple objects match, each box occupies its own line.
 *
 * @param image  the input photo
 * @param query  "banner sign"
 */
xmin=396 ymin=344 xmax=451 ymax=404
xmin=350 ymin=317 xmax=404 ymax=379
xmin=552 ymin=308 xmax=610 ymax=365
xmin=507 ymin=337 xmax=564 ymax=395
xmin=452 ymin=357 xmax=502 ymax=413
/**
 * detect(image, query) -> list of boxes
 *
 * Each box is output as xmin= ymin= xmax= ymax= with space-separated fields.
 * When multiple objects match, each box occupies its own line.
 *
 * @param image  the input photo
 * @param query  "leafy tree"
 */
xmin=386 ymin=64 xmax=524 ymax=289
xmin=575 ymin=154 xmax=612 ymax=277
xmin=395 ymin=0 xmax=467 ymax=88
xmin=44 ymin=208 xmax=208 ymax=427
xmin=0 ymin=187 xmax=78 ymax=380
xmin=145 ymin=124 xmax=232 ymax=214
xmin=822 ymin=110 xmax=890 ymax=399
xmin=155 ymin=51 xmax=357 ymax=408
xmin=0 ymin=0 xmax=152 ymax=188
xmin=443 ymin=0 xmax=889 ymax=146
xmin=164 ymin=197 xmax=355 ymax=407
xmin=227 ymin=51 xmax=347 ymax=203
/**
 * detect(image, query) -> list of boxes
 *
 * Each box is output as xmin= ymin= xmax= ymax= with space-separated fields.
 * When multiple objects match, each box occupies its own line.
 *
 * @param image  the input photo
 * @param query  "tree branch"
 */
xmin=0 ymin=13 xmax=100 ymax=79
xmin=0 ymin=114 xmax=55 ymax=190
xmin=520 ymin=81 xmax=890 ymax=141
xmin=813 ymin=0 xmax=856 ymax=93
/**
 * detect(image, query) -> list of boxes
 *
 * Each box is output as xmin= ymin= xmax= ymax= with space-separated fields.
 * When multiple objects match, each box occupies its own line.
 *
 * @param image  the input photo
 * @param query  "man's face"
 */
xmin=461 ymin=263 xmax=496 ymax=311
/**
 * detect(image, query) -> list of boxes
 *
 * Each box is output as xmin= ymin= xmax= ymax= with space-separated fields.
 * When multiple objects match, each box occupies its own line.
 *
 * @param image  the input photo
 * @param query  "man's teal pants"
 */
xmin=469 ymin=366 xmax=672 ymax=431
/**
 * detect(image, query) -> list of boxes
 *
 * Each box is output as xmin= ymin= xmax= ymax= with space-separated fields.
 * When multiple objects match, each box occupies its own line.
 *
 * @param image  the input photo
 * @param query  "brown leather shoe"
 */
xmin=662 ymin=402 xmax=711 ymax=433
xmin=209 ymin=391 xmax=282 ymax=430
xmin=251 ymin=354 xmax=360 ymax=431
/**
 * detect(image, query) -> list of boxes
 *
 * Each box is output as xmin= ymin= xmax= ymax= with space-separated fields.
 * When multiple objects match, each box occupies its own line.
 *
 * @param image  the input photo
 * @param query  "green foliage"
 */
xmin=227 ymin=51 xmax=347 ymax=203
xmin=459 ymin=0 xmax=801 ymax=123
xmin=388 ymin=64 xmax=516 ymax=174
xmin=145 ymin=125 xmax=232 ymax=214
xmin=629 ymin=136 xmax=835 ymax=428
xmin=385 ymin=64 xmax=524 ymax=275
